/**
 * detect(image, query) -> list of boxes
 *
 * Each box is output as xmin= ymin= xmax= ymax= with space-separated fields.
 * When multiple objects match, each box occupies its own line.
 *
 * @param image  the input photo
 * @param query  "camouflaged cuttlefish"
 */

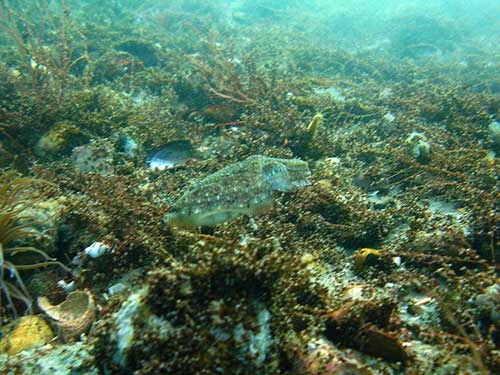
xmin=165 ymin=155 xmax=311 ymax=227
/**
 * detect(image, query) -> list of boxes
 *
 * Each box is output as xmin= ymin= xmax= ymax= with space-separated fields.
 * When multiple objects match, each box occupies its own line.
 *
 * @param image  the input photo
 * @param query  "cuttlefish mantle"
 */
xmin=165 ymin=155 xmax=311 ymax=227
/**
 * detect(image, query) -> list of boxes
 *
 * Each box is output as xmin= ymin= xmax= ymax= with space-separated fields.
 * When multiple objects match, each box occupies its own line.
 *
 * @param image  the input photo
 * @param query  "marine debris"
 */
xmin=165 ymin=155 xmax=311 ymax=227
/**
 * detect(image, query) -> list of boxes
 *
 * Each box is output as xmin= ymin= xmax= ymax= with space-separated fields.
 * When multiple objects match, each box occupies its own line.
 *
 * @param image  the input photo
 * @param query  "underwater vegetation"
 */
xmin=93 ymin=238 xmax=328 ymax=374
xmin=0 ymin=0 xmax=499 ymax=374
xmin=0 ymin=173 xmax=67 ymax=319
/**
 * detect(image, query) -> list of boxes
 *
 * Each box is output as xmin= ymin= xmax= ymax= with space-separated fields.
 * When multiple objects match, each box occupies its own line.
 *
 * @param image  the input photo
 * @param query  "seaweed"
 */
xmin=0 ymin=172 xmax=68 ymax=319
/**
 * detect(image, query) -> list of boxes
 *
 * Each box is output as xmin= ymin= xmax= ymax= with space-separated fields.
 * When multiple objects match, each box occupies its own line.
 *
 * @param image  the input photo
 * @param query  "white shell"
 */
xmin=84 ymin=242 xmax=110 ymax=258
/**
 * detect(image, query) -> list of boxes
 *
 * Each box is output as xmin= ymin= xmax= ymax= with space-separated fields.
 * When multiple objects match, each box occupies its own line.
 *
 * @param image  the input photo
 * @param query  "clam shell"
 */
xmin=37 ymin=289 xmax=96 ymax=341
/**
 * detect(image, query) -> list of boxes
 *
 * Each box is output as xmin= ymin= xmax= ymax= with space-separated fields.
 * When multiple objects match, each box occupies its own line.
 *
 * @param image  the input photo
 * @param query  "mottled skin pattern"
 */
xmin=165 ymin=155 xmax=311 ymax=227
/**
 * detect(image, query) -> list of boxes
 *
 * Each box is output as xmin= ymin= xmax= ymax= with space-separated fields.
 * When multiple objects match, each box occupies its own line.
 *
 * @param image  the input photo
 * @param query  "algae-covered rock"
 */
xmin=0 ymin=315 xmax=54 ymax=355
xmin=34 ymin=121 xmax=89 ymax=161
xmin=20 ymin=197 xmax=67 ymax=255
xmin=71 ymin=141 xmax=115 ymax=175
xmin=114 ymin=39 xmax=161 ymax=67
xmin=488 ymin=121 xmax=500 ymax=148
xmin=92 ymin=241 xmax=326 ymax=374
xmin=0 ymin=341 xmax=98 ymax=375
xmin=93 ymin=51 xmax=145 ymax=83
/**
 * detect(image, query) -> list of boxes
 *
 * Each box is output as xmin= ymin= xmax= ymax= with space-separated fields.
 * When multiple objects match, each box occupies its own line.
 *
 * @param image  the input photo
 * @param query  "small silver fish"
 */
xmin=148 ymin=140 xmax=195 ymax=171
xmin=165 ymin=155 xmax=311 ymax=227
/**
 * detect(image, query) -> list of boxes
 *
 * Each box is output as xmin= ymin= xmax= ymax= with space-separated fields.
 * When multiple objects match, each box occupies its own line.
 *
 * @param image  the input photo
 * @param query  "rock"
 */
xmin=488 ymin=121 xmax=500 ymax=147
xmin=34 ymin=121 xmax=89 ymax=161
xmin=71 ymin=141 xmax=114 ymax=175
xmin=405 ymin=131 xmax=431 ymax=163
xmin=20 ymin=197 xmax=67 ymax=255
xmin=0 ymin=315 xmax=54 ymax=355
xmin=290 ymin=335 xmax=374 ymax=375
xmin=0 ymin=341 xmax=98 ymax=375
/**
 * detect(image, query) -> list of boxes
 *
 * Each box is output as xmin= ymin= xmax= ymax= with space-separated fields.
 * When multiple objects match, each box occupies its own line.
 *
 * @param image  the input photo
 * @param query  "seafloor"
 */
xmin=0 ymin=1 xmax=499 ymax=374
